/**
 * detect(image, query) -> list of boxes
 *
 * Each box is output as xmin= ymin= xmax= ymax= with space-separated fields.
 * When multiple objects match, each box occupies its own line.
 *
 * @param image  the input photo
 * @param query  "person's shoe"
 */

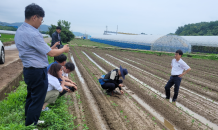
xmin=172 ymin=99 xmax=176 ymax=102
xmin=37 ymin=120 xmax=45 ymax=124
xmin=106 ymin=90 xmax=113 ymax=96
xmin=113 ymin=90 xmax=119 ymax=95
xmin=165 ymin=97 xmax=170 ymax=101
xmin=42 ymin=107 xmax=50 ymax=112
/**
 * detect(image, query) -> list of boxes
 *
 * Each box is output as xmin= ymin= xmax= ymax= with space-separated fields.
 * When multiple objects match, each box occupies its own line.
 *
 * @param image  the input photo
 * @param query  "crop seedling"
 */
xmin=83 ymin=124 xmax=89 ymax=130
xmin=120 ymin=110 xmax=123 ymax=114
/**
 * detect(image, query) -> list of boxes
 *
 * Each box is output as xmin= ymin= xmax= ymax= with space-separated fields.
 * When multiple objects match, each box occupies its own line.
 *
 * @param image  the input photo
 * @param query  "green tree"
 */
xmin=48 ymin=20 xmax=74 ymax=43
xmin=175 ymin=21 xmax=218 ymax=36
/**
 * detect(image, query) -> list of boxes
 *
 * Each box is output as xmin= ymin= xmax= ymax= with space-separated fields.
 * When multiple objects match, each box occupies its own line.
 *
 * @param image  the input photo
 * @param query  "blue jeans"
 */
xmin=23 ymin=67 xmax=48 ymax=126
xmin=165 ymin=76 xmax=182 ymax=101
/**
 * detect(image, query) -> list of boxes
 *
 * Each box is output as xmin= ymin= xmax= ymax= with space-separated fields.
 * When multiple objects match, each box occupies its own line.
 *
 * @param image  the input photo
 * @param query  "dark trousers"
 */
xmin=59 ymin=86 xmax=75 ymax=97
xmin=23 ymin=67 xmax=48 ymax=126
xmin=101 ymin=80 xmax=123 ymax=92
xmin=165 ymin=76 xmax=182 ymax=101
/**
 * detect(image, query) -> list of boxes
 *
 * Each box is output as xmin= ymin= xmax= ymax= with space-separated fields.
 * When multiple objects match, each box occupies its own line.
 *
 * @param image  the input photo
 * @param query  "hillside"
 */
xmin=175 ymin=21 xmax=218 ymax=36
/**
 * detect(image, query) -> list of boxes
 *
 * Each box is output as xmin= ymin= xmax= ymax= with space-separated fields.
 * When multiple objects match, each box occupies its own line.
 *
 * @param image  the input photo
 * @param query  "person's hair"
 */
xmin=56 ymin=26 xmax=62 ymax=30
xmin=176 ymin=49 xmax=183 ymax=56
xmin=25 ymin=3 xmax=45 ymax=19
xmin=65 ymin=62 xmax=75 ymax=72
xmin=54 ymin=54 xmax=67 ymax=63
xmin=48 ymin=64 xmax=62 ymax=78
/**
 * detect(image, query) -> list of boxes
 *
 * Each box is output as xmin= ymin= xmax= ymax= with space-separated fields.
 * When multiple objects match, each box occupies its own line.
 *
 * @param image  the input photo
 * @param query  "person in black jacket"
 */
xmin=51 ymin=26 xmax=62 ymax=49
xmin=101 ymin=66 xmax=128 ymax=96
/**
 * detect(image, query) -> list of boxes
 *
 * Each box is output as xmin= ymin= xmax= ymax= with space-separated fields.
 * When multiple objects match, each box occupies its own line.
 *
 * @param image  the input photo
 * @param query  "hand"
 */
xmin=72 ymin=82 xmax=77 ymax=86
xmin=120 ymin=90 xmax=124 ymax=94
xmin=119 ymin=84 xmax=124 ymax=87
xmin=74 ymin=86 xmax=77 ymax=90
xmin=179 ymin=74 xmax=184 ymax=77
xmin=55 ymin=41 xmax=60 ymax=46
xmin=63 ymin=44 xmax=69 ymax=53
xmin=63 ymin=87 xmax=70 ymax=92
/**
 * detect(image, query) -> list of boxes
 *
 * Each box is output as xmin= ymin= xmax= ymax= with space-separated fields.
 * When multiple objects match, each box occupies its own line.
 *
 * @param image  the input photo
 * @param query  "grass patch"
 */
xmin=0 ymin=81 xmax=76 ymax=130
xmin=0 ymin=34 xmax=15 ymax=43
xmin=0 ymin=54 xmax=76 ymax=129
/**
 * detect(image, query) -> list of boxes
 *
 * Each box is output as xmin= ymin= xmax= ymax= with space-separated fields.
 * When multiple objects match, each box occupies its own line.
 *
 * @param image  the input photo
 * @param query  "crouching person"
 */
xmin=59 ymin=62 xmax=77 ymax=97
xmin=42 ymin=64 xmax=70 ymax=111
xmin=99 ymin=65 xmax=128 ymax=96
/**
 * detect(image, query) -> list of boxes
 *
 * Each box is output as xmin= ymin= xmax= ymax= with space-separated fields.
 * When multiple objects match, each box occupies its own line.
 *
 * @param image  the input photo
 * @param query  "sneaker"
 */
xmin=113 ymin=90 xmax=119 ymax=95
xmin=37 ymin=120 xmax=45 ymax=124
xmin=165 ymin=98 xmax=170 ymax=101
xmin=42 ymin=107 xmax=50 ymax=112
xmin=106 ymin=90 xmax=113 ymax=96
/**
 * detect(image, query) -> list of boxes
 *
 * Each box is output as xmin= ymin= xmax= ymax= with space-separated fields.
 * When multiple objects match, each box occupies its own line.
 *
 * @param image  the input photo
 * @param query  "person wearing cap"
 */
xmin=51 ymin=26 xmax=62 ymax=49
xmin=101 ymin=66 xmax=128 ymax=96
xmin=165 ymin=50 xmax=191 ymax=102
xmin=14 ymin=3 xmax=69 ymax=127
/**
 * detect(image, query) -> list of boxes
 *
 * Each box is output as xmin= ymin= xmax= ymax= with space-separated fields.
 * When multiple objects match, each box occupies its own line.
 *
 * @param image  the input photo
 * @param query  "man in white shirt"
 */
xmin=165 ymin=50 xmax=191 ymax=102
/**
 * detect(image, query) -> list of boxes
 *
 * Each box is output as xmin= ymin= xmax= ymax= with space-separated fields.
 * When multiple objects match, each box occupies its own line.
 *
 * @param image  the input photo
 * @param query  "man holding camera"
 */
xmin=51 ymin=26 xmax=63 ymax=49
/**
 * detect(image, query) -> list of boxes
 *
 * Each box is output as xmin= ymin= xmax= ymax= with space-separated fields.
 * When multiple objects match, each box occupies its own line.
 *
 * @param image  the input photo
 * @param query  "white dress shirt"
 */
xmin=171 ymin=58 xmax=190 ymax=75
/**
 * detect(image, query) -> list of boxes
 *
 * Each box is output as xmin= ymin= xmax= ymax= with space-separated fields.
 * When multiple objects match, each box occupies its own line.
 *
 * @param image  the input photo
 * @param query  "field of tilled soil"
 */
xmin=67 ymin=46 xmax=218 ymax=130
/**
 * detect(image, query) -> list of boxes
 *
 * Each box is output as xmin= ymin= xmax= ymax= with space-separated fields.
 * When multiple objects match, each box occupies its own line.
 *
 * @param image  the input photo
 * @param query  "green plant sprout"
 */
xmin=120 ymin=110 xmax=123 ymax=114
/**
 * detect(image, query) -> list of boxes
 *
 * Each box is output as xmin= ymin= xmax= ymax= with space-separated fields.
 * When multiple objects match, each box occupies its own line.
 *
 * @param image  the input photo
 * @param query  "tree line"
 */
xmin=0 ymin=25 xmax=17 ymax=31
xmin=175 ymin=21 xmax=218 ymax=36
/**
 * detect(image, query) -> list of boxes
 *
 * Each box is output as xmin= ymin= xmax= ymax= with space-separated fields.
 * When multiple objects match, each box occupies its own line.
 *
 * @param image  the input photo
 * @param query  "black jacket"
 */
xmin=104 ymin=69 xmax=122 ymax=90
xmin=51 ymin=31 xmax=62 ymax=49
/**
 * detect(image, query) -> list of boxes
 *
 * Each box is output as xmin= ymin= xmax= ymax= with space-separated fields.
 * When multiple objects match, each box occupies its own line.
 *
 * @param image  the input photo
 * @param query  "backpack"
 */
xmin=98 ymin=75 xmax=109 ymax=85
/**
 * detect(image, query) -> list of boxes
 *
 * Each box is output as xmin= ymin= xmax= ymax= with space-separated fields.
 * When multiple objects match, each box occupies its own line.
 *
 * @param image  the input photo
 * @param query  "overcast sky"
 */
xmin=0 ymin=0 xmax=217 ymax=36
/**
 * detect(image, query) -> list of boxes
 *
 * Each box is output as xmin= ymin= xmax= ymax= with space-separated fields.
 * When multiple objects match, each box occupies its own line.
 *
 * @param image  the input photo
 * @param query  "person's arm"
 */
xmin=64 ymin=77 xmax=77 ymax=85
xmin=47 ymin=44 xmax=69 ymax=57
xmin=64 ymin=82 xmax=77 ymax=90
xmin=50 ymin=41 xmax=60 ymax=49
xmin=179 ymin=61 xmax=191 ymax=77
xmin=179 ymin=68 xmax=191 ymax=77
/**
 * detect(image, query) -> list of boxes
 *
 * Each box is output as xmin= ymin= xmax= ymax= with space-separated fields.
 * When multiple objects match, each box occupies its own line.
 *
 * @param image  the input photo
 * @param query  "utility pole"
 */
xmin=116 ymin=25 xmax=118 ymax=35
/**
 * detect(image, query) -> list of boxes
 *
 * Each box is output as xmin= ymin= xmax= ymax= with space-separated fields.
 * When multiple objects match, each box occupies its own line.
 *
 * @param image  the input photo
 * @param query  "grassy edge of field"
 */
xmin=0 ymin=50 xmax=77 ymax=130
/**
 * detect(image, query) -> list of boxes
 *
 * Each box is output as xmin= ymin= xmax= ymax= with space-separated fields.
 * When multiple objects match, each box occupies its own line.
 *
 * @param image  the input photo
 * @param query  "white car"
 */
xmin=0 ymin=40 xmax=5 ymax=64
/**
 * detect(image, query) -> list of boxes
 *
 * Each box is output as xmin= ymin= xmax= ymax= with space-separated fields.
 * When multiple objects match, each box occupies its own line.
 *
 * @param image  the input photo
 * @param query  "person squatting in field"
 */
xmin=42 ymin=63 xmax=75 ymax=111
xmin=47 ymin=54 xmax=77 ymax=97
xmin=99 ymin=65 xmax=128 ymax=96
xmin=165 ymin=49 xmax=191 ymax=102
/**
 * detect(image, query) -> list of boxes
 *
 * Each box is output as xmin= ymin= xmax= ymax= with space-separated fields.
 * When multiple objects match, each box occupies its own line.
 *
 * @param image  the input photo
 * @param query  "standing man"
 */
xmin=165 ymin=50 xmax=191 ymax=102
xmin=51 ymin=26 xmax=62 ymax=49
xmin=15 ymin=3 xmax=69 ymax=127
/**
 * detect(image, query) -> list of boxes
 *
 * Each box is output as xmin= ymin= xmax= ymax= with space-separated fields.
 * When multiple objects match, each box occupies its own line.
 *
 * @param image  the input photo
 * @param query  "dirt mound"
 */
xmin=3 ymin=41 xmax=15 ymax=46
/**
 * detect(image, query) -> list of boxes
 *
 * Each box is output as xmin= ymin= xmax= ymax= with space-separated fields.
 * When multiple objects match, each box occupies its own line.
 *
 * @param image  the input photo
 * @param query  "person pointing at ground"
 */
xmin=14 ymin=3 xmax=69 ymax=127
xmin=165 ymin=50 xmax=191 ymax=103
xmin=99 ymin=66 xmax=128 ymax=96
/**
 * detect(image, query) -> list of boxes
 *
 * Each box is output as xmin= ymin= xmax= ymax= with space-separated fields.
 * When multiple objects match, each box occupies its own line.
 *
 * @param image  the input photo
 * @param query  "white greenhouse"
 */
xmin=90 ymin=35 xmax=218 ymax=53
